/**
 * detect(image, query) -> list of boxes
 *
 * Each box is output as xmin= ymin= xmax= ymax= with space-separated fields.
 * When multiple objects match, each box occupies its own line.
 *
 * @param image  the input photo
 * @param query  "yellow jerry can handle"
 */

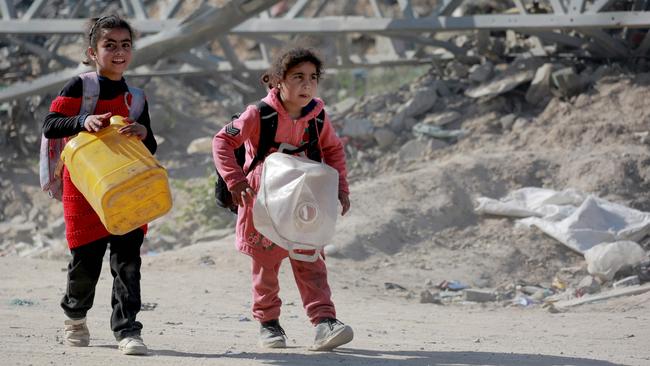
xmin=109 ymin=115 xmax=128 ymax=127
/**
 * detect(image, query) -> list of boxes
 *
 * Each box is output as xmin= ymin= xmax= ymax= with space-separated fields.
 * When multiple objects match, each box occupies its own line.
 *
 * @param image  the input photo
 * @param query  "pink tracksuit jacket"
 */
xmin=212 ymin=88 xmax=349 ymax=268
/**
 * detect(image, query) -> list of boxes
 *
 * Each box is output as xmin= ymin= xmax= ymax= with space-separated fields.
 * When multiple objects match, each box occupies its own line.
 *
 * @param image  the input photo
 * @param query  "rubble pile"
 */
xmin=1 ymin=1 xmax=650 ymax=311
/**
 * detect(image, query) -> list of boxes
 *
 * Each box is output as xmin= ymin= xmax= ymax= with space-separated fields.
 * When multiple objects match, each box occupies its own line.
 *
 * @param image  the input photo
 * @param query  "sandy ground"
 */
xmin=1 ymin=238 xmax=648 ymax=366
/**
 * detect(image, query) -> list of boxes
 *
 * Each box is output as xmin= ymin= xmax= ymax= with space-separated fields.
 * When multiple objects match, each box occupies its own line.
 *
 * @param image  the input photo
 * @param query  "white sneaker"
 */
xmin=310 ymin=318 xmax=353 ymax=351
xmin=63 ymin=318 xmax=90 ymax=347
xmin=259 ymin=320 xmax=287 ymax=348
xmin=118 ymin=336 xmax=148 ymax=355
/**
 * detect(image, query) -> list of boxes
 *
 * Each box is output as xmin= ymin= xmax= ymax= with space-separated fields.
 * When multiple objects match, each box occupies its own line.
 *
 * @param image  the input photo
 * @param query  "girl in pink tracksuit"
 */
xmin=212 ymin=47 xmax=353 ymax=351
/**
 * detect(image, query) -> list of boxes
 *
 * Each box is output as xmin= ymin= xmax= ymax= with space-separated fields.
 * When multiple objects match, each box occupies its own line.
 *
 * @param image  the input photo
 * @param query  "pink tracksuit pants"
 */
xmin=251 ymin=255 xmax=336 ymax=325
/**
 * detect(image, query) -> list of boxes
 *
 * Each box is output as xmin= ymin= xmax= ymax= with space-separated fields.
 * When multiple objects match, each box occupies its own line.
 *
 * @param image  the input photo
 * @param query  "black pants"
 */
xmin=61 ymin=229 xmax=144 ymax=340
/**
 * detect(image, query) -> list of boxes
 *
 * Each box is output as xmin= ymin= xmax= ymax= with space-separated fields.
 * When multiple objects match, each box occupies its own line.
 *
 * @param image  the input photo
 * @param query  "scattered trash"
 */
xmin=141 ymin=302 xmax=158 ymax=311
xmin=437 ymin=280 xmax=469 ymax=291
xmin=412 ymin=123 xmax=468 ymax=140
xmin=585 ymin=241 xmax=646 ymax=281
xmin=463 ymin=288 xmax=497 ymax=303
xmin=512 ymin=296 xmax=535 ymax=307
xmin=384 ymin=282 xmax=407 ymax=291
xmin=419 ymin=290 xmax=442 ymax=304
xmin=634 ymin=261 xmax=650 ymax=283
xmin=613 ymin=275 xmax=641 ymax=288
xmin=10 ymin=298 xmax=35 ymax=306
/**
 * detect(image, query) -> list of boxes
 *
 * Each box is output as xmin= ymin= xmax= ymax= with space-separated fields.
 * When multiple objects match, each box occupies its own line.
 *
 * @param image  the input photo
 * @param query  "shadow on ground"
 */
xmin=151 ymin=348 xmax=625 ymax=366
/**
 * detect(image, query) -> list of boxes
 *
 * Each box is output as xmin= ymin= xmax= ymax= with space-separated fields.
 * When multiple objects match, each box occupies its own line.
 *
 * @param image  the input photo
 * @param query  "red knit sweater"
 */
xmin=48 ymin=84 xmax=149 ymax=248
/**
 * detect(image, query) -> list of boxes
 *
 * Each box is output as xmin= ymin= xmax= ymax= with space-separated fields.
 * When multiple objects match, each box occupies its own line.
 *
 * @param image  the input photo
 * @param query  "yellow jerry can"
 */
xmin=61 ymin=115 xmax=172 ymax=235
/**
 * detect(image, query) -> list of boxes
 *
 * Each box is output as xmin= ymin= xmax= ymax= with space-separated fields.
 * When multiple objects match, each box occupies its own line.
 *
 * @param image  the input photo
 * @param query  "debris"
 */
xmin=437 ymin=280 xmax=469 ymax=291
xmin=585 ymin=241 xmax=647 ymax=281
xmin=551 ymin=67 xmax=585 ymax=98
xmin=465 ymin=58 xmax=542 ymax=98
xmin=419 ymin=290 xmax=442 ymax=304
xmin=577 ymin=276 xmax=601 ymax=295
xmin=613 ymin=275 xmax=641 ymax=288
xmin=141 ymin=302 xmax=158 ymax=311
xmin=554 ymin=283 xmax=650 ymax=310
xmin=10 ymin=299 xmax=35 ymax=306
xmin=186 ymin=137 xmax=213 ymax=155
xmin=384 ymin=282 xmax=407 ymax=291
xmin=373 ymin=128 xmax=397 ymax=149
xmin=463 ymin=288 xmax=497 ymax=303
xmin=412 ymin=123 xmax=467 ymax=139
xmin=525 ymin=63 xmax=554 ymax=105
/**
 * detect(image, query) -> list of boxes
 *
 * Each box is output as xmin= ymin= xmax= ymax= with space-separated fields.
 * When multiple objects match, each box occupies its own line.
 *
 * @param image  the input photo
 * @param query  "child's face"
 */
xmin=88 ymin=28 xmax=132 ymax=81
xmin=278 ymin=61 xmax=319 ymax=114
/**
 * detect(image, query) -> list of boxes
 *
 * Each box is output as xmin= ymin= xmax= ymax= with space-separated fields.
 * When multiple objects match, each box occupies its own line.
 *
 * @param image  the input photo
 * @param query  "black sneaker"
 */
xmin=310 ymin=318 xmax=353 ymax=351
xmin=259 ymin=319 xmax=287 ymax=348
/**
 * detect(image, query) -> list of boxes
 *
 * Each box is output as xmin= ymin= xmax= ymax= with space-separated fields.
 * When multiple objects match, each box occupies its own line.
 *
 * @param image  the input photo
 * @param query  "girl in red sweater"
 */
xmin=42 ymin=15 xmax=155 ymax=355
xmin=213 ymin=47 xmax=353 ymax=351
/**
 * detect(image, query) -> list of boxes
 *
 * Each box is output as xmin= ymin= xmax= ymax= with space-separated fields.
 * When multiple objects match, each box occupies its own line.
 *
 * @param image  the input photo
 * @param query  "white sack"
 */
xmin=584 ymin=241 xmax=647 ymax=281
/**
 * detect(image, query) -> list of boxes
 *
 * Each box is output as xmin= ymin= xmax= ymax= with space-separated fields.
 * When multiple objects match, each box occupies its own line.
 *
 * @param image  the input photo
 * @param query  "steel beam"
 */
xmin=434 ymin=0 xmax=464 ymax=17
xmin=0 ymin=0 xmax=281 ymax=103
xmin=0 ymin=0 xmax=16 ymax=19
xmin=229 ymin=13 xmax=650 ymax=34
xmin=23 ymin=0 xmax=47 ymax=20
xmin=588 ymin=0 xmax=618 ymax=13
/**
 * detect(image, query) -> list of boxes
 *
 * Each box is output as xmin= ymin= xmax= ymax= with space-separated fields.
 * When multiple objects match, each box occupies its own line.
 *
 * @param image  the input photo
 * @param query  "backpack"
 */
xmin=214 ymin=101 xmax=325 ymax=213
xmin=39 ymin=71 xmax=145 ymax=200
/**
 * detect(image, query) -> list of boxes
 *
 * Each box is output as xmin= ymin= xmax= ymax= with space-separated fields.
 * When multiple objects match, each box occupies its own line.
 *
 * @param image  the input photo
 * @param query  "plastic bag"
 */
xmin=584 ymin=241 xmax=647 ymax=281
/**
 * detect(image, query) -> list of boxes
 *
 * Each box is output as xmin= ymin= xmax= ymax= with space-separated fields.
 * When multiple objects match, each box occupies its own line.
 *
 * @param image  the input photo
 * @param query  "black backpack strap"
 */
xmin=278 ymin=108 xmax=325 ymax=161
xmin=306 ymin=109 xmax=325 ymax=162
xmin=247 ymin=101 xmax=279 ymax=174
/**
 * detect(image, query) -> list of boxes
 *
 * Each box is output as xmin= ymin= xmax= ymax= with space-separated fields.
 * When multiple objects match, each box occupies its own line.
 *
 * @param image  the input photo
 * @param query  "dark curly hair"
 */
xmin=261 ymin=47 xmax=323 ymax=89
xmin=83 ymin=14 xmax=135 ymax=65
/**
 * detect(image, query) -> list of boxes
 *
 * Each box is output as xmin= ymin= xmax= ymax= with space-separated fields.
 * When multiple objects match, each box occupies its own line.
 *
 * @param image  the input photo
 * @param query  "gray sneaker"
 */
xmin=310 ymin=318 xmax=353 ymax=351
xmin=118 ymin=336 xmax=148 ymax=355
xmin=63 ymin=318 xmax=90 ymax=347
xmin=259 ymin=319 xmax=287 ymax=348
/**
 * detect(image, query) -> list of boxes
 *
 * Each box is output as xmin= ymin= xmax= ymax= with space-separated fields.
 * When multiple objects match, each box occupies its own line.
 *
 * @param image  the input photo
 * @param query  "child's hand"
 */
xmin=118 ymin=120 xmax=148 ymax=140
xmin=83 ymin=112 xmax=112 ymax=132
xmin=339 ymin=191 xmax=350 ymax=216
xmin=231 ymin=181 xmax=255 ymax=207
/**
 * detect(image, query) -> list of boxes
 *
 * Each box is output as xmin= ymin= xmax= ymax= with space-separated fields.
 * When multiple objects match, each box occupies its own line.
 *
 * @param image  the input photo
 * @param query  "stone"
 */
xmin=186 ymin=137 xmax=213 ymax=155
xmin=332 ymin=97 xmax=357 ymax=115
xmin=463 ymin=289 xmax=497 ymax=302
xmin=468 ymin=62 xmax=494 ymax=83
xmin=551 ymin=67 xmax=585 ymax=98
xmin=373 ymin=128 xmax=397 ymax=149
xmin=398 ymin=87 xmax=437 ymax=118
xmin=525 ymin=63 xmax=554 ymax=105
xmin=499 ymin=114 xmax=517 ymax=130
xmin=342 ymin=118 xmax=374 ymax=140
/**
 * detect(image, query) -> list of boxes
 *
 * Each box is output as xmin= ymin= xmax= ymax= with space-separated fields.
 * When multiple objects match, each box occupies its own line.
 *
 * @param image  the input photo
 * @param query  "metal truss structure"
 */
xmin=1 ymin=0 xmax=649 ymax=103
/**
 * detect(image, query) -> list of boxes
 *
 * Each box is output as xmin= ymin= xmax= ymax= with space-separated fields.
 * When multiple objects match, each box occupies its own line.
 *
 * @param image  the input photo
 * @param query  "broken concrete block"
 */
xmin=342 ymin=118 xmax=374 ymax=140
xmin=525 ymin=63 xmax=553 ymax=105
xmin=468 ymin=62 xmax=494 ymax=83
xmin=373 ymin=128 xmax=397 ymax=149
xmin=186 ymin=137 xmax=213 ymax=155
xmin=551 ymin=67 xmax=585 ymax=98
xmin=331 ymin=97 xmax=356 ymax=115
xmin=398 ymin=87 xmax=437 ymax=118
xmin=463 ymin=289 xmax=497 ymax=302
xmin=465 ymin=58 xmax=542 ymax=98
xmin=499 ymin=114 xmax=517 ymax=130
